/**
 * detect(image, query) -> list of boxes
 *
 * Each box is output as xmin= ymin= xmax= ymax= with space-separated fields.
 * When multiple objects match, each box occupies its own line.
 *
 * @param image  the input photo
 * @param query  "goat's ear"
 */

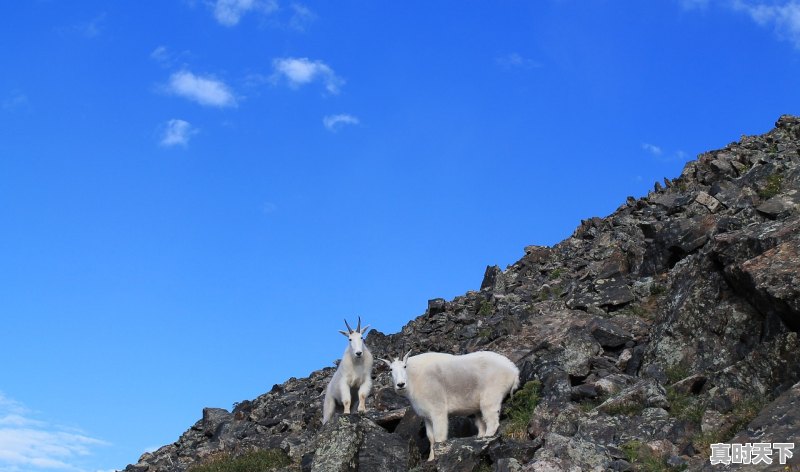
xmin=360 ymin=325 xmax=371 ymax=335
xmin=339 ymin=330 xmax=350 ymax=337
xmin=402 ymin=350 xmax=412 ymax=364
xmin=378 ymin=358 xmax=392 ymax=367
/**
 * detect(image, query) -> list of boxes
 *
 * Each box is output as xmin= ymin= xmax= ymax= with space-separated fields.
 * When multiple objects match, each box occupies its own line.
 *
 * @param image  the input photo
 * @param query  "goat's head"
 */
xmin=379 ymin=350 xmax=412 ymax=394
xmin=339 ymin=317 xmax=370 ymax=359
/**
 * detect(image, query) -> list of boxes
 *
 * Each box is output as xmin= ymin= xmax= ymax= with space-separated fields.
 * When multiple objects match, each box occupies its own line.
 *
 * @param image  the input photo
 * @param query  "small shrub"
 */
xmin=548 ymin=268 xmax=564 ymax=280
xmin=665 ymin=363 xmax=691 ymax=385
xmin=537 ymin=285 xmax=564 ymax=301
xmin=691 ymin=395 xmax=769 ymax=458
xmin=478 ymin=300 xmax=493 ymax=316
xmin=613 ymin=303 xmax=652 ymax=320
xmin=650 ymin=284 xmax=666 ymax=296
xmin=188 ymin=449 xmax=291 ymax=472
xmin=620 ymin=440 xmax=683 ymax=472
xmin=503 ymin=380 xmax=542 ymax=439
xmin=758 ymin=173 xmax=783 ymax=199
xmin=578 ymin=395 xmax=607 ymax=412
xmin=727 ymin=396 xmax=768 ymax=435
xmin=604 ymin=401 xmax=644 ymax=417
xmin=666 ymin=387 xmax=704 ymax=426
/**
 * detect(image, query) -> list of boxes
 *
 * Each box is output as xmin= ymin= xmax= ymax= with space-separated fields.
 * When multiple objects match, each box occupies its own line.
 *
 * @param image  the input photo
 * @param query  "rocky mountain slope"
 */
xmin=123 ymin=116 xmax=800 ymax=472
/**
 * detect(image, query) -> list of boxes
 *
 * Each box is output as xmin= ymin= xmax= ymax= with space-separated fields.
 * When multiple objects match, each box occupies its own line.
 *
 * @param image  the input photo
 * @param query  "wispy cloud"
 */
xmin=289 ymin=3 xmax=317 ymax=31
xmin=323 ymin=114 xmax=360 ymax=132
xmin=642 ymin=142 xmax=690 ymax=162
xmin=166 ymin=70 xmax=237 ymax=107
xmin=262 ymin=202 xmax=278 ymax=214
xmin=150 ymin=46 xmax=192 ymax=69
xmin=272 ymin=57 xmax=344 ymax=94
xmin=160 ymin=119 xmax=198 ymax=147
xmin=731 ymin=0 xmax=800 ymax=48
xmin=2 ymin=91 xmax=29 ymax=111
xmin=495 ymin=52 xmax=541 ymax=69
xmin=642 ymin=142 xmax=664 ymax=156
xmin=0 ymin=392 xmax=107 ymax=471
xmin=212 ymin=0 xmax=278 ymax=26
xmin=151 ymin=46 xmax=170 ymax=63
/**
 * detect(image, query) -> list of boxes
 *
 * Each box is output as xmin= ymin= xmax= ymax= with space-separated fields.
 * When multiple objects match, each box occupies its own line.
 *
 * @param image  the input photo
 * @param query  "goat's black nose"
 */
xmin=397 ymin=382 xmax=405 ymax=388
xmin=355 ymin=351 xmax=362 ymax=357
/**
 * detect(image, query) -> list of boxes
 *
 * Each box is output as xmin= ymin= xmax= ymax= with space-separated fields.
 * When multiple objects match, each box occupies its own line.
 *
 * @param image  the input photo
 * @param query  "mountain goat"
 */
xmin=381 ymin=350 xmax=519 ymax=461
xmin=322 ymin=317 xmax=374 ymax=424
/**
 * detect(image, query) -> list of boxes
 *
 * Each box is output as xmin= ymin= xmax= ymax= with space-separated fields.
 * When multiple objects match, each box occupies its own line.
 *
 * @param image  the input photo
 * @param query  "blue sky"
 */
xmin=1 ymin=1 xmax=799 ymax=470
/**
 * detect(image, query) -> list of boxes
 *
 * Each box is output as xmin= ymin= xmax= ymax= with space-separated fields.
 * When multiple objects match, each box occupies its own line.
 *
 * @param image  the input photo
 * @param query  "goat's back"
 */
xmin=408 ymin=351 xmax=519 ymax=396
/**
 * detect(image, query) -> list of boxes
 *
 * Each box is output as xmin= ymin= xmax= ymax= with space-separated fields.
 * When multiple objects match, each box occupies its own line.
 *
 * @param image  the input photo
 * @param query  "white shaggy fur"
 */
xmin=382 ymin=350 xmax=519 ymax=461
xmin=322 ymin=318 xmax=373 ymax=424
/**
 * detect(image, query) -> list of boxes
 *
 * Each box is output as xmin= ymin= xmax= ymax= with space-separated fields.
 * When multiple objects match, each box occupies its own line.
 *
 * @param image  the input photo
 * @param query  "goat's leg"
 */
xmin=357 ymin=379 xmax=371 ymax=413
xmin=475 ymin=415 xmax=487 ymax=437
xmin=424 ymin=418 xmax=436 ymax=461
xmin=339 ymin=384 xmax=352 ymax=414
xmin=480 ymin=400 xmax=501 ymax=436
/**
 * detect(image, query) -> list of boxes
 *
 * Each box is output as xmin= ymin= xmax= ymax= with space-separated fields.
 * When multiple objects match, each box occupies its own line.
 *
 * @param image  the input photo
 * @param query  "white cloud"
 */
xmin=212 ymin=0 xmax=278 ymax=26
xmin=167 ymin=71 xmax=237 ymax=107
xmin=496 ymin=52 xmax=541 ymax=69
xmin=160 ymin=119 xmax=198 ymax=147
xmin=272 ymin=57 xmax=344 ymax=94
xmin=731 ymin=0 xmax=800 ymax=48
xmin=642 ymin=143 xmax=663 ymax=156
xmin=0 ymin=392 xmax=107 ymax=471
xmin=323 ymin=114 xmax=360 ymax=131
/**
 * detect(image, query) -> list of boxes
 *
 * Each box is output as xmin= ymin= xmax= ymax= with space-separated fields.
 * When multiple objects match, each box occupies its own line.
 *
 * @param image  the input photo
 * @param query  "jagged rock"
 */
xmin=123 ymin=116 xmax=800 ymax=472
xmin=427 ymin=298 xmax=447 ymax=316
xmin=597 ymin=379 xmax=668 ymax=414
xmin=756 ymin=192 xmax=799 ymax=219
xmin=310 ymin=415 xmax=414 ymax=472
xmin=695 ymin=191 xmax=723 ymax=213
xmin=431 ymin=437 xmax=496 ymax=472
xmin=587 ymin=318 xmax=633 ymax=349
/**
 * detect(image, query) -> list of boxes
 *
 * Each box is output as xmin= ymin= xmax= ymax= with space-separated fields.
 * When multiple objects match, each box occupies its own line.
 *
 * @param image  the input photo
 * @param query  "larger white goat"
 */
xmin=382 ymin=350 xmax=519 ymax=461
xmin=322 ymin=317 xmax=374 ymax=424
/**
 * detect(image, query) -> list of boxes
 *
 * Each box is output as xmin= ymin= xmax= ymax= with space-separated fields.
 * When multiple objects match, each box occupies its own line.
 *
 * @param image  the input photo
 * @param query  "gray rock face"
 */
xmin=123 ymin=116 xmax=800 ymax=471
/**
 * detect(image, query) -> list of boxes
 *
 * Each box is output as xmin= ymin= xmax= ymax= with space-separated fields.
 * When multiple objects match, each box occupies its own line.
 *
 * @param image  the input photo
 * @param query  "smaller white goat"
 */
xmin=322 ymin=317 xmax=374 ymax=424
xmin=381 ymin=350 xmax=519 ymax=461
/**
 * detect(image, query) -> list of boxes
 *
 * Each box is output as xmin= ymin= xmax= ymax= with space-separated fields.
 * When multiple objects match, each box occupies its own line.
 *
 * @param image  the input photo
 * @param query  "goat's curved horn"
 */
xmin=344 ymin=318 xmax=353 ymax=333
xmin=356 ymin=316 xmax=361 ymax=332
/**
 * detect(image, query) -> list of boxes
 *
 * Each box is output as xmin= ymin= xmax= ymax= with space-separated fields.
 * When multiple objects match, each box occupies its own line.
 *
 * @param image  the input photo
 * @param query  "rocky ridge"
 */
xmin=124 ymin=116 xmax=800 ymax=472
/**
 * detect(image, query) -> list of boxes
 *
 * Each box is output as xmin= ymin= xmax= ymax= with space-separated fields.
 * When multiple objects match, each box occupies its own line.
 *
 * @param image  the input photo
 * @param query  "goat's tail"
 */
xmin=508 ymin=365 xmax=521 ymax=397
xmin=322 ymin=391 xmax=336 ymax=424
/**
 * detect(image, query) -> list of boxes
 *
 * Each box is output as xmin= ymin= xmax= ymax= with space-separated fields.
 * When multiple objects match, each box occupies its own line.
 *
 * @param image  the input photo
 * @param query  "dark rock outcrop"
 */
xmin=123 ymin=116 xmax=800 ymax=472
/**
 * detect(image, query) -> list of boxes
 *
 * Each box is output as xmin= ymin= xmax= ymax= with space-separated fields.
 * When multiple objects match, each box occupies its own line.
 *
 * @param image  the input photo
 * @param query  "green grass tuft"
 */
xmin=478 ymin=299 xmax=493 ymax=316
xmin=758 ymin=173 xmax=784 ymax=199
xmin=691 ymin=395 xmax=769 ymax=459
xmin=503 ymin=380 xmax=542 ymax=439
xmin=666 ymin=387 xmax=704 ymax=426
xmin=604 ymin=401 xmax=645 ymax=417
xmin=621 ymin=440 xmax=685 ymax=472
xmin=188 ymin=449 xmax=291 ymax=472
